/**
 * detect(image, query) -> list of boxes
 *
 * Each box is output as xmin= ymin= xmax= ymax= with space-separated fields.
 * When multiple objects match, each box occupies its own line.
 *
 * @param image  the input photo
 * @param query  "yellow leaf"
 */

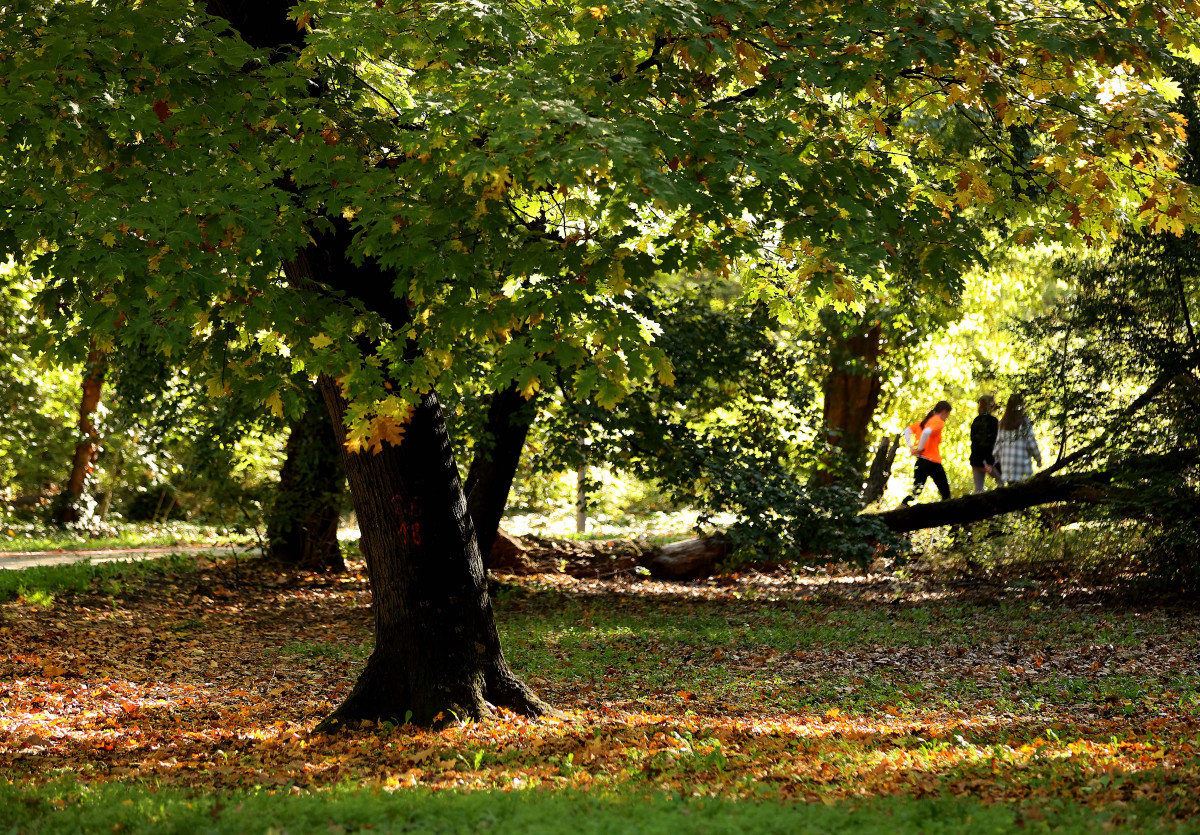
xmin=521 ymin=375 xmax=541 ymax=399
xmin=101 ymin=232 xmax=116 ymax=247
xmin=265 ymin=391 xmax=284 ymax=419
xmin=366 ymin=415 xmax=405 ymax=454
xmin=610 ymin=257 xmax=629 ymax=294
xmin=310 ymin=333 xmax=333 ymax=350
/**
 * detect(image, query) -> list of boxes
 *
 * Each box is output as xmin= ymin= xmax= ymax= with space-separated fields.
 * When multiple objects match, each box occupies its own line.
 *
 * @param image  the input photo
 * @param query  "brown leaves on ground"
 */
xmin=0 ymin=556 xmax=1198 ymax=816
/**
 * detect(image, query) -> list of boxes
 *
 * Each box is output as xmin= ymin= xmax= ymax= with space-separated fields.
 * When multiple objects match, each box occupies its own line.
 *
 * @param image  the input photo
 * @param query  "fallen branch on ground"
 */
xmin=868 ymin=449 xmax=1200 ymax=533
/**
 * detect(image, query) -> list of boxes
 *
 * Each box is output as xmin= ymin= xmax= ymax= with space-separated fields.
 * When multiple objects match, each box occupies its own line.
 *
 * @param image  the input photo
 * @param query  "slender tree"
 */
xmin=55 ymin=345 xmax=107 ymax=524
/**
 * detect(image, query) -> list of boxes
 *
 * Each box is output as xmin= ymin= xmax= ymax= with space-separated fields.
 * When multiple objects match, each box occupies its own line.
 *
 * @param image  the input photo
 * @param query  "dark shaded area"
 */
xmin=265 ymin=384 xmax=345 ymax=573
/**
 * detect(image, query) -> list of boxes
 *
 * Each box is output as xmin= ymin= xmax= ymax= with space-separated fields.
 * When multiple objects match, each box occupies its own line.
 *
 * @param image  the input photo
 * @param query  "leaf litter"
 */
xmin=1 ymin=554 xmax=1198 ymax=820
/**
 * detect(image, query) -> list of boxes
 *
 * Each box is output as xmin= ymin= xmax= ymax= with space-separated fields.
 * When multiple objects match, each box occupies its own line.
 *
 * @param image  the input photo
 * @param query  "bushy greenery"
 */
xmin=0 ymin=264 xmax=80 ymax=504
xmin=0 ymin=521 xmax=252 ymax=553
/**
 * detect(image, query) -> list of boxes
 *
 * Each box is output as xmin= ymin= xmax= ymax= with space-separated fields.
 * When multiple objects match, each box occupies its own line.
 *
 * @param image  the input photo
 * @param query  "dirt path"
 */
xmin=0 ymin=544 xmax=259 ymax=570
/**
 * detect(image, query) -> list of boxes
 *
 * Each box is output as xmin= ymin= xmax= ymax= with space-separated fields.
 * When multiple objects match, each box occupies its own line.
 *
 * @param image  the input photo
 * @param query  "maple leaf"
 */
xmin=151 ymin=99 xmax=172 ymax=123
xmin=365 ymin=415 xmax=405 ymax=454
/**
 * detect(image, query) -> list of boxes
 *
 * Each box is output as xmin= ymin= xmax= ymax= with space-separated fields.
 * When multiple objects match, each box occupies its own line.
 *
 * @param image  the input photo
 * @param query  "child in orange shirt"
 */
xmin=901 ymin=400 xmax=952 ymax=505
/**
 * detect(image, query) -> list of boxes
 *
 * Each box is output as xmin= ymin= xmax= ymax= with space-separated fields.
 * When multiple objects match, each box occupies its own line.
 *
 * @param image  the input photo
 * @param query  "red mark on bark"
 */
xmin=391 ymin=495 xmax=423 ymax=543
xmin=397 ymin=521 xmax=422 ymax=546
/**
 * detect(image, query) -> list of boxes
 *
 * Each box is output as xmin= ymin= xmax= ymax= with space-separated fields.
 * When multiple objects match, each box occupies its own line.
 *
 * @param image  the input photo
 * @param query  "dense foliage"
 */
xmin=3 ymin=0 xmax=1198 ymax=439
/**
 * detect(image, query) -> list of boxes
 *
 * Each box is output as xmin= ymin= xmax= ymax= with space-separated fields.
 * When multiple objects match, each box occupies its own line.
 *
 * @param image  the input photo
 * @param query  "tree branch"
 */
xmin=1040 ymin=369 xmax=1183 ymax=477
xmin=868 ymin=448 xmax=1200 ymax=533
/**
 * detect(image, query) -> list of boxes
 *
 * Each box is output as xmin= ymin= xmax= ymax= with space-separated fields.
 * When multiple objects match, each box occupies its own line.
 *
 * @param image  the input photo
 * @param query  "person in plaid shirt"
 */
xmin=994 ymin=393 xmax=1042 ymax=484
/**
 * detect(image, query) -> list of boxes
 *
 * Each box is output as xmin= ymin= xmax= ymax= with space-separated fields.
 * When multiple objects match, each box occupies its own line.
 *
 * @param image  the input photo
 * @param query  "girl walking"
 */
xmin=994 ymin=393 xmax=1042 ymax=485
xmin=901 ymin=400 xmax=952 ymax=505
xmin=969 ymin=394 xmax=1001 ymax=492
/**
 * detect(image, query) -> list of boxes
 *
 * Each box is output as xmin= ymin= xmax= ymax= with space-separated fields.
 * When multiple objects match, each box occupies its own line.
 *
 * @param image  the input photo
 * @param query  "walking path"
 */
xmin=0 ymin=544 xmax=259 ymax=570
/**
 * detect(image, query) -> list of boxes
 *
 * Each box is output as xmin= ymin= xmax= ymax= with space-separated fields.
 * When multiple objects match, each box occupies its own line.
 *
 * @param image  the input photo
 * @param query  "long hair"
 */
xmin=920 ymin=400 xmax=952 ymax=428
xmin=999 ymin=393 xmax=1026 ymax=431
xmin=977 ymin=394 xmax=996 ymax=414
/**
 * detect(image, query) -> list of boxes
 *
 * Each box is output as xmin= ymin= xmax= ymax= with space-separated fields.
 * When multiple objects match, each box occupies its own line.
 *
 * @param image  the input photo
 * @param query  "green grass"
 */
xmin=495 ymin=593 xmax=1200 ymax=723
xmin=0 ymin=552 xmax=203 ymax=603
xmin=0 ymin=521 xmax=253 ymax=553
xmin=0 ymin=780 xmax=1189 ymax=834
xmin=282 ymin=637 xmax=373 ymax=664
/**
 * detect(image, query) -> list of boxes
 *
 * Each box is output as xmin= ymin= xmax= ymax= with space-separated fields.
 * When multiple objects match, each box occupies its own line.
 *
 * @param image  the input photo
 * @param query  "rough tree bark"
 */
xmin=55 ymin=346 xmax=107 ymax=524
xmin=462 ymin=384 xmax=537 ymax=568
xmin=265 ymin=384 xmax=346 ymax=573
xmin=869 ymin=450 xmax=1200 ymax=533
xmin=204 ymin=0 xmax=550 ymax=727
xmin=317 ymin=377 xmax=550 ymax=727
xmin=816 ymin=316 xmax=883 ymax=485
xmin=284 ymin=224 xmax=550 ymax=727
xmin=860 ymin=433 xmax=901 ymax=508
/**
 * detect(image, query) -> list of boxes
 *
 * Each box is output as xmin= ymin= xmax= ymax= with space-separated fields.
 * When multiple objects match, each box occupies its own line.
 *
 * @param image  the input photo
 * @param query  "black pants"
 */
xmin=906 ymin=458 xmax=951 ymax=502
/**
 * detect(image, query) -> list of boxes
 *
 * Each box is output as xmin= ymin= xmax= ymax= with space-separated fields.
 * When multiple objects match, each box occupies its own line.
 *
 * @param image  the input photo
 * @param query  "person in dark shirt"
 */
xmin=969 ymin=394 xmax=1000 ymax=493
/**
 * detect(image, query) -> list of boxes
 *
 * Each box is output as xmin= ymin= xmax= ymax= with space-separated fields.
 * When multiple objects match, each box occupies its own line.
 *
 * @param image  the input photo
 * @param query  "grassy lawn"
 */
xmin=1 ymin=553 xmax=1198 ymax=832
xmin=0 ymin=521 xmax=254 ymax=554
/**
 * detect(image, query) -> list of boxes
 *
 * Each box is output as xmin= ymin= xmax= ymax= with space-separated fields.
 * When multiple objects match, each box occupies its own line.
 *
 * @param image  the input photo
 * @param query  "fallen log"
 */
xmin=869 ymin=449 xmax=1199 ymax=533
xmin=488 ymin=529 xmax=539 ymax=574
xmin=647 ymin=536 xmax=731 ymax=580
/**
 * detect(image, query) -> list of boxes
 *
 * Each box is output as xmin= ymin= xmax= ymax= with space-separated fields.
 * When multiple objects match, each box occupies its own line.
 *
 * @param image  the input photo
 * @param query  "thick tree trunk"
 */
xmin=55 ymin=347 xmax=107 ymax=524
xmin=317 ymin=377 xmax=551 ymax=728
xmin=286 ymin=231 xmax=551 ymax=728
xmin=869 ymin=450 xmax=1200 ymax=533
xmin=463 ymin=384 xmax=536 ymax=567
xmin=202 ymin=0 xmax=549 ymax=727
xmin=265 ymin=384 xmax=346 ymax=573
xmin=816 ymin=319 xmax=883 ymax=485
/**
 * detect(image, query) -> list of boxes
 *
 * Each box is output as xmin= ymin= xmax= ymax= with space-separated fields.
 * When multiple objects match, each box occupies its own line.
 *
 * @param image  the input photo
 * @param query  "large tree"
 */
xmin=3 ymin=0 xmax=1198 ymax=725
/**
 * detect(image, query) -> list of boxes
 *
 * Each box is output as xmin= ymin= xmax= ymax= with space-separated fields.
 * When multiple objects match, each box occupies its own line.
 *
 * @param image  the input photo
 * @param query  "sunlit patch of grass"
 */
xmin=0 ymin=552 xmax=201 ymax=603
xmin=281 ymin=639 xmax=371 ymax=663
xmin=15 ymin=585 xmax=55 ymax=608
xmin=0 ymin=522 xmax=253 ymax=553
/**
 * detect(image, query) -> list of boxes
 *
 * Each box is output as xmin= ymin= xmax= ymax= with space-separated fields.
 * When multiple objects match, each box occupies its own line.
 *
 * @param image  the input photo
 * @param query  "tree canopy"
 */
xmin=3 ymin=0 xmax=1198 ymax=429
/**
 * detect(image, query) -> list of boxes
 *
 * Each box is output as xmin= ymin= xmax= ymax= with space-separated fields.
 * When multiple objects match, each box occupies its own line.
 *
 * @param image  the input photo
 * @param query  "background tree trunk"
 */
xmin=55 ymin=347 xmax=107 ymax=524
xmin=860 ymin=433 xmax=901 ymax=508
xmin=816 ymin=318 xmax=883 ymax=486
xmin=463 ymin=384 xmax=536 ymax=567
xmin=265 ymin=384 xmax=346 ymax=573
